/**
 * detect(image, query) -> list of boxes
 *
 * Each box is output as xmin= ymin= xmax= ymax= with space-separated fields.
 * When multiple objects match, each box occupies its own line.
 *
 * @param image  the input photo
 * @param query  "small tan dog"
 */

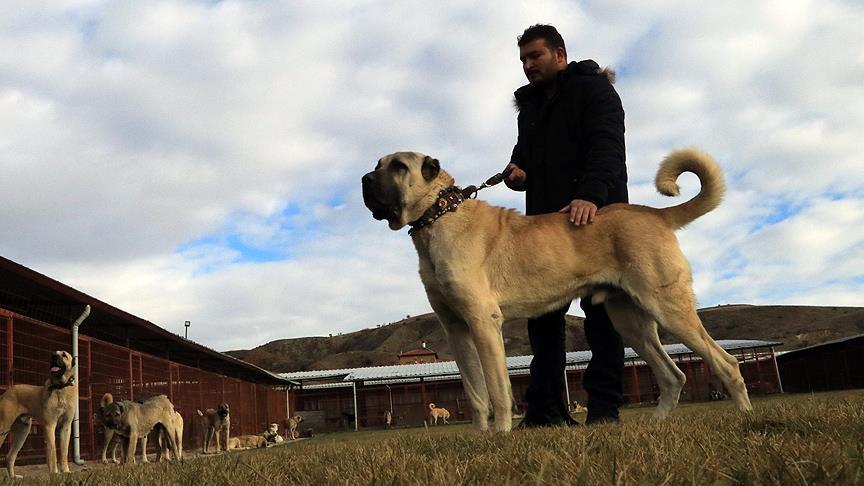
xmin=197 ymin=403 xmax=230 ymax=453
xmin=284 ymin=414 xmax=303 ymax=440
xmin=572 ymin=402 xmax=588 ymax=413
xmin=156 ymin=410 xmax=184 ymax=461
xmin=363 ymin=149 xmax=752 ymax=432
xmin=0 ymin=350 xmax=77 ymax=478
xmin=384 ymin=410 xmax=392 ymax=429
xmin=428 ymin=403 xmax=450 ymax=425
xmin=228 ymin=435 xmax=267 ymax=450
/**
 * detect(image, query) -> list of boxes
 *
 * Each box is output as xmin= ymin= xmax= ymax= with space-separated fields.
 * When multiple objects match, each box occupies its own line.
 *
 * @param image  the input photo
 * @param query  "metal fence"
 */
xmin=0 ymin=308 xmax=288 ymax=465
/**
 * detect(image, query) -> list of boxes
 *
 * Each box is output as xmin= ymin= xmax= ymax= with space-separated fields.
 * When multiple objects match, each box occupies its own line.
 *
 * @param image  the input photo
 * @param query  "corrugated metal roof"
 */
xmin=280 ymin=339 xmax=781 ymax=384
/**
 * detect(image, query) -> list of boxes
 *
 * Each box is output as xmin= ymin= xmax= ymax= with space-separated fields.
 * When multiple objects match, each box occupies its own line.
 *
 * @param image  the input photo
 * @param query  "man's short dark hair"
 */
xmin=518 ymin=24 xmax=567 ymax=58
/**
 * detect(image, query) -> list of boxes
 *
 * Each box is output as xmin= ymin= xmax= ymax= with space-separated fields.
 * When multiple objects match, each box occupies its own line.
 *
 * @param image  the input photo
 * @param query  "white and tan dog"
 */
xmin=362 ymin=149 xmax=752 ymax=432
xmin=0 ymin=350 xmax=77 ymax=477
xmin=428 ymin=403 xmax=450 ymax=425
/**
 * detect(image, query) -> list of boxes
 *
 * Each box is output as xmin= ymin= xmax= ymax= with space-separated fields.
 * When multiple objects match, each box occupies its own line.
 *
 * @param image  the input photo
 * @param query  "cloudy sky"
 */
xmin=1 ymin=0 xmax=862 ymax=352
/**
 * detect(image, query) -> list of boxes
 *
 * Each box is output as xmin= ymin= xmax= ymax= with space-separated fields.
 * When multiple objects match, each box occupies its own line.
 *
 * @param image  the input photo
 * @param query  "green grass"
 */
xmin=11 ymin=390 xmax=864 ymax=485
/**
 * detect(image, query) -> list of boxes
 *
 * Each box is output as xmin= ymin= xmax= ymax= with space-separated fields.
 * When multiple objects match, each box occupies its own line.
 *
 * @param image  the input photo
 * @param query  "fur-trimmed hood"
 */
xmin=513 ymin=59 xmax=616 ymax=111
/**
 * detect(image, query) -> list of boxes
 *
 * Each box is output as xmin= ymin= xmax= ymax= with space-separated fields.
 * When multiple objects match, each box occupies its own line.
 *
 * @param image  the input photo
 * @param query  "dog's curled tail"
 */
xmin=428 ymin=403 xmax=436 ymax=410
xmin=655 ymin=148 xmax=726 ymax=229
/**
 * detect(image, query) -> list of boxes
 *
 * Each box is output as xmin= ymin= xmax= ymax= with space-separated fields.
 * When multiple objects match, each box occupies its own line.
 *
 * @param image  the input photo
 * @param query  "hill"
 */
xmin=225 ymin=305 xmax=864 ymax=373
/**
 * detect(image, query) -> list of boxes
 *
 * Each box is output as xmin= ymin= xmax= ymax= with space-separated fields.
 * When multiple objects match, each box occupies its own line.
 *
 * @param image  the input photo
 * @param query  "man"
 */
xmin=505 ymin=24 xmax=627 ymax=426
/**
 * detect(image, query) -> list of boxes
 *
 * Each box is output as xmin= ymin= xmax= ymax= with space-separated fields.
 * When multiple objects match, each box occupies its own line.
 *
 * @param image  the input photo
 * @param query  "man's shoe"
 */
xmin=585 ymin=414 xmax=619 ymax=426
xmin=518 ymin=409 xmax=581 ymax=429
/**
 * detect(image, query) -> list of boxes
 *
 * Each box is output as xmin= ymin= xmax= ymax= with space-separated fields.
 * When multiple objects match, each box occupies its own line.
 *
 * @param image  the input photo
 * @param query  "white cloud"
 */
xmin=1 ymin=1 xmax=862 ymax=352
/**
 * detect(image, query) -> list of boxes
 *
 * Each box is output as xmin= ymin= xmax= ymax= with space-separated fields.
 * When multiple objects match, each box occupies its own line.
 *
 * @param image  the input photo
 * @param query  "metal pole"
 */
xmin=352 ymin=381 xmax=359 ymax=431
xmin=771 ymin=346 xmax=784 ymax=393
xmin=71 ymin=305 xmax=91 ymax=466
xmin=563 ymin=367 xmax=572 ymax=411
xmin=387 ymin=384 xmax=393 ymax=415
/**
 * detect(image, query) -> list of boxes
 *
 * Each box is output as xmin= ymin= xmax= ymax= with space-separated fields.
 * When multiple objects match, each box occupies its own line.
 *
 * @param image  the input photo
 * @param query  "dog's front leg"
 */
xmin=224 ymin=423 xmax=230 ymax=452
xmin=126 ymin=430 xmax=138 ymax=465
xmin=58 ymin=416 xmax=72 ymax=472
xmin=430 ymin=297 xmax=491 ymax=431
xmin=43 ymin=422 xmax=58 ymax=473
xmin=465 ymin=305 xmax=512 ymax=432
xmin=101 ymin=428 xmax=114 ymax=464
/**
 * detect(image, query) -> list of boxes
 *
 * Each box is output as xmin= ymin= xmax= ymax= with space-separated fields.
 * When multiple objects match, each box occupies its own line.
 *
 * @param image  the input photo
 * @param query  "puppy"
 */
xmin=362 ymin=149 xmax=752 ymax=431
xmin=428 ymin=403 xmax=450 ymax=425
xmin=197 ymin=403 xmax=230 ymax=453
xmin=0 ymin=351 xmax=77 ymax=477
xmin=284 ymin=414 xmax=303 ymax=440
xmin=99 ymin=393 xmax=179 ymax=464
xmin=384 ymin=410 xmax=392 ymax=429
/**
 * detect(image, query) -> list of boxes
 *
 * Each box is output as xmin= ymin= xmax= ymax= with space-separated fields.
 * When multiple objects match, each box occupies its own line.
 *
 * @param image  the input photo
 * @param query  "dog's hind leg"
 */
xmin=6 ymin=417 xmax=32 ymax=478
xmin=432 ymin=298 xmax=491 ymax=431
xmin=644 ymin=283 xmax=752 ymax=412
xmin=604 ymin=293 xmax=686 ymax=418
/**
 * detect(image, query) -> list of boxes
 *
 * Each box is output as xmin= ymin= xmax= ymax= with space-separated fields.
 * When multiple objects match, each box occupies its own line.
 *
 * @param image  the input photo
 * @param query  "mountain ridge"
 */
xmin=225 ymin=305 xmax=864 ymax=373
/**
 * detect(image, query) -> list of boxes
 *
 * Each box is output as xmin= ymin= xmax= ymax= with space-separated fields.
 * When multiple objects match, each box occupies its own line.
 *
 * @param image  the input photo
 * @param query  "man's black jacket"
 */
xmin=510 ymin=60 xmax=627 ymax=215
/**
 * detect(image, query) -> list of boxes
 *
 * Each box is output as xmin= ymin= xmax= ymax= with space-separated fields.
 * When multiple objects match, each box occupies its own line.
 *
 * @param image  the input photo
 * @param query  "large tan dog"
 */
xmin=197 ymin=403 xmax=230 ymax=453
xmin=428 ymin=403 xmax=450 ymax=425
xmin=362 ymin=149 xmax=752 ymax=432
xmin=0 ymin=350 xmax=77 ymax=477
xmin=99 ymin=393 xmax=179 ymax=464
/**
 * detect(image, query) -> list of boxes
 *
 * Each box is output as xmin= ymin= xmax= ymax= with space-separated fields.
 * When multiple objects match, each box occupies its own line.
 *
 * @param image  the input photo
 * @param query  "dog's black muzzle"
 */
xmin=361 ymin=172 xmax=394 ymax=221
xmin=50 ymin=353 xmax=67 ymax=378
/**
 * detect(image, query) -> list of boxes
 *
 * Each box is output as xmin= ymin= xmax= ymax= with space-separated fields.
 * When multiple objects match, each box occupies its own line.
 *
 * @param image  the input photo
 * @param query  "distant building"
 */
xmin=282 ymin=339 xmax=783 ymax=432
xmin=397 ymin=343 xmax=438 ymax=364
xmin=776 ymin=334 xmax=864 ymax=392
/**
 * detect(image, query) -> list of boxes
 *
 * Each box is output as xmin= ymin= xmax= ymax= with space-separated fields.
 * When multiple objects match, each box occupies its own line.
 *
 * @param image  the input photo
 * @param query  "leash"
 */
xmin=460 ymin=167 xmax=513 ymax=199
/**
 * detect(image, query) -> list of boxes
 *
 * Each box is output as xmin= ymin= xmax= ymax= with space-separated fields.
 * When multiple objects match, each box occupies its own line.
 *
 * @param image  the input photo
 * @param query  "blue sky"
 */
xmin=0 ymin=0 xmax=862 ymax=351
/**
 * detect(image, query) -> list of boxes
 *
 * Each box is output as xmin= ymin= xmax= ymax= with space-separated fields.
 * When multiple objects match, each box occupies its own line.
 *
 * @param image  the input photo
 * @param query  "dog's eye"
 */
xmin=390 ymin=159 xmax=408 ymax=173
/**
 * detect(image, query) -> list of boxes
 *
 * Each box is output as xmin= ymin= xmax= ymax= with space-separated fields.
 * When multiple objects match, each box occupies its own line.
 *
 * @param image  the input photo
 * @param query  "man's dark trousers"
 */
xmin=525 ymin=299 xmax=624 ymax=422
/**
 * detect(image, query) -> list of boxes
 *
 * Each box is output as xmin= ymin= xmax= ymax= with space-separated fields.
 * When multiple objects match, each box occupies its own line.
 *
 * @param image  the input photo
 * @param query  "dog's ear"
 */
xmin=421 ymin=156 xmax=440 ymax=181
xmin=101 ymin=393 xmax=114 ymax=407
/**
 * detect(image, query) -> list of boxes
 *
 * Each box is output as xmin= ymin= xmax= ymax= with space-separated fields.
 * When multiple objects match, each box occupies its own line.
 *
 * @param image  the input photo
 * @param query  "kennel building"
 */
xmin=282 ymin=339 xmax=783 ymax=432
xmin=776 ymin=334 xmax=864 ymax=392
xmin=0 ymin=255 xmax=296 ymax=466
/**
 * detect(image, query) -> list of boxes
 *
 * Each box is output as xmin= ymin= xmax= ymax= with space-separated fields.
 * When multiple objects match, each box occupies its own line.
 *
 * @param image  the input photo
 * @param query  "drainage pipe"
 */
xmin=71 ymin=305 xmax=90 ymax=466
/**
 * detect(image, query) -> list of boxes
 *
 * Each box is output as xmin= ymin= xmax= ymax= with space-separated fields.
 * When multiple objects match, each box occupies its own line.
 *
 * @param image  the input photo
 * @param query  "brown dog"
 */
xmin=99 ymin=393 xmax=179 ymax=464
xmin=362 ymin=149 xmax=752 ymax=432
xmin=0 ymin=350 xmax=77 ymax=477
xmin=284 ymin=413 xmax=303 ymax=440
xmin=197 ymin=403 xmax=230 ymax=453
xmin=428 ymin=403 xmax=450 ymax=425
xmin=228 ymin=434 xmax=267 ymax=450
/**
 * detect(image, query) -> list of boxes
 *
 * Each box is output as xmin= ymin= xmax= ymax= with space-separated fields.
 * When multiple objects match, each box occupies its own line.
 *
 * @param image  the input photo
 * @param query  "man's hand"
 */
xmin=559 ymin=199 xmax=597 ymax=226
xmin=504 ymin=163 xmax=527 ymax=190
